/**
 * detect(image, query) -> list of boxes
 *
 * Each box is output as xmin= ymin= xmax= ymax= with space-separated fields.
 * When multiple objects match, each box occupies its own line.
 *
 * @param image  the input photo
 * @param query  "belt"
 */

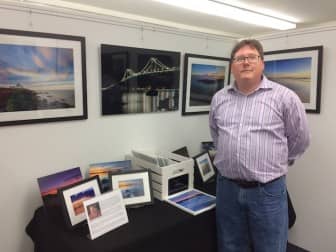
xmin=228 ymin=176 xmax=282 ymax=188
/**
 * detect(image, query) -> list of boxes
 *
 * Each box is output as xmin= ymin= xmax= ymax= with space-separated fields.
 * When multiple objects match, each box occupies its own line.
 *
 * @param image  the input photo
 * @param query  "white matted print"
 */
xmin=194 ymin=152 xmax=216 ymax=183
xmin=110 ymin=170 xmax=153 ymax=207
xmin=59 ymin=176 xmax=101 ymax=228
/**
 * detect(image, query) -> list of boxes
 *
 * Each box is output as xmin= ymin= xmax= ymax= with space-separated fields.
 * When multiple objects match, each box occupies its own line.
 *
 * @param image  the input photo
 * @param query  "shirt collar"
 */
xmin=228 ymin=75 xmax=272 ymax=93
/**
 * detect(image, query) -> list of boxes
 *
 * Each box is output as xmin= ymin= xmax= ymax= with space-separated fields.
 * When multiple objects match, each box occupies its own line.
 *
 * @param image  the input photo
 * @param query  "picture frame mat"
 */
xmin=111 ymin=170 xmax=153 ymax=207
xmin=60 ymin=176 xmax=101 ymax=227
xmin=194 ymin=152 xmax=216 ymax=182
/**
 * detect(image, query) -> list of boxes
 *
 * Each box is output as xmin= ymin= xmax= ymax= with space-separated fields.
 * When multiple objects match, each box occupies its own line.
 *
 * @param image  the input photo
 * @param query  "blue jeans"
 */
xmin=216 ymin=175 xmax=288 ymax=252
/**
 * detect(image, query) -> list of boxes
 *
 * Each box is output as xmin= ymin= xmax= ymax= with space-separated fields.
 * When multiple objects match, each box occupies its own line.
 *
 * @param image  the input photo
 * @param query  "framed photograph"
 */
xmin=110 ymin=169 xmax=153 ymax=207
xmin=264 ymin=46 xmax=323 ymax=113
xmin=182 ymin=53 xmax=230 ymax=115
xmin=89 ymin=160 xmax=132 ymax=192
xmin=194 ymin=152 xmax=216 ymax=183
xmin=101 ymin=44 xmax=180 ymax=115
xmin=59 ymin=176 xmax=101 ymax=229
xmin=166 ymin=188 xmax=216 ymax=216
xmin=37 ymin=167 xmax=83 ymax=214
xmin=0 ymin=28 xmax=87 ymax=126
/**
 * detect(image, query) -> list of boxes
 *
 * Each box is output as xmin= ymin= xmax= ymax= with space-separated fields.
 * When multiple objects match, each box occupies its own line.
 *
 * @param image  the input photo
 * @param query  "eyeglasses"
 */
xmin=232 ymin=54 xmax=260 ymax=64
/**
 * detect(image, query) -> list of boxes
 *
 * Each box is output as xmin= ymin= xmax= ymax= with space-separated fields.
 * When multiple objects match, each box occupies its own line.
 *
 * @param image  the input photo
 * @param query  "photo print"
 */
xmin=110 ymin=170 xmax=153 ymax=207
xmin=37 ymin=167 xmax=82 ymax=212
xmin=70 ymin=187 xmax=96 ymax=216
xmin=89 ymin=160 xmax=132 ymax=192
xmin=0 ymin=29 xmax=87 ymax=126
xmin=59 ymin=176 xmax=101 ymax=228
xmin=101 ymin=44 xmax=180 ymax=115
xmin=118 ymin=178 xmax=145 ymax=199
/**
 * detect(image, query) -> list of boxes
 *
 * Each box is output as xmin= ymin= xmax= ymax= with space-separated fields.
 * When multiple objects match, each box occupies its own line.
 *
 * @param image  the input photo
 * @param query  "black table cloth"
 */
xmin=26 ymin=183 xmax=217 ymax=252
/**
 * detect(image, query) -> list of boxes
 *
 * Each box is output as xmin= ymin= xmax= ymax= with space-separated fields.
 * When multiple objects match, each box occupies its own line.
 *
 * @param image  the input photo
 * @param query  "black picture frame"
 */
xmin=264 ymin=46 xmax=323 ymax=113
xmin=101 ymin=44 xmax=180 ymax=115
xmin=182 ymin=53 xmax=230 ymax=115
xmin=0 ymin=28 xmax=87 ymax=126
xmin=194 ymin=151 xmax=216 ymax=183
xmin=110 ymin=169 xmax=154 ymax=208
xmin=58 ymin=176 xmax=101 ymax=229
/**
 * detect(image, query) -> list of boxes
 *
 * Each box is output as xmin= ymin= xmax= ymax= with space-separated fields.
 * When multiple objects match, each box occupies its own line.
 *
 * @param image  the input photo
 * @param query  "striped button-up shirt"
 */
xmin=209 ymin=76 xmax=310 ymax=183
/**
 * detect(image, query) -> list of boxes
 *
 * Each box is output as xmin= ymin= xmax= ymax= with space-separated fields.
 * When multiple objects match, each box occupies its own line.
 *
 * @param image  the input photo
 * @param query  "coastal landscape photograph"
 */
xmin=0 ymin=43 xmax=75 ymax=112
xmin=189 ymin=63 xmax=226 ymax=106
xmin=264 ymin=57 xmax=312 ymax=103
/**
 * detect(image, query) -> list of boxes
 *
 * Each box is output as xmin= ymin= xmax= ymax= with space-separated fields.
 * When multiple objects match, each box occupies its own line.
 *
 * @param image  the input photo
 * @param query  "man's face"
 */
xmin=231 ymin=45 xmax=264 ymax=85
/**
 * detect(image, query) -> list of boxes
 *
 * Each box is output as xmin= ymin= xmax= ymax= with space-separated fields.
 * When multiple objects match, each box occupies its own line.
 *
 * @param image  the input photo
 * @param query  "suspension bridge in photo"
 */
xmin=102 ymin=57 xmax=179 ymax=91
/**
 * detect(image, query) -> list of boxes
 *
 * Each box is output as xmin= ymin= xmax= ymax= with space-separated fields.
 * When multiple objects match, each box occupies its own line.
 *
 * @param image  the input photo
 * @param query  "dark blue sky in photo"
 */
xmin=70 ymin=187 xmax=95 ymax=202
xmin=192 ymin=63 xmax=224 ymax=74
xmin=265 ymin=57 xmax=311 ymax=74
xmin=0 ymin=44 xmax=74 ymax=85
xmin=37 ymin=167 xmax=82 ymax=195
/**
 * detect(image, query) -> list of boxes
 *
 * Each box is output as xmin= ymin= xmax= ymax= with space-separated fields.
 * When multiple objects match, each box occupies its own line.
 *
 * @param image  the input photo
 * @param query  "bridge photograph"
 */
xmin=101 ymin=44 xmax=180 ymax=115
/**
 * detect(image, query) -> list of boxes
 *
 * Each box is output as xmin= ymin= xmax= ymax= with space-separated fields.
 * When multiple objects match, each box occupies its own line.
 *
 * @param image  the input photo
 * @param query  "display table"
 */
xmin=26 ymin=183 xmax=217 ymax=252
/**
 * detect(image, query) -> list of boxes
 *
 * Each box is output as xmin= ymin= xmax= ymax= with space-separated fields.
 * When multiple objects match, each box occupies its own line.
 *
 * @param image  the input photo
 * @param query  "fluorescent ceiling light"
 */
xmin=154 ymin=0 xmax=297 ymax=30
xmin=12 ymin=0 xmax=242 ymax=37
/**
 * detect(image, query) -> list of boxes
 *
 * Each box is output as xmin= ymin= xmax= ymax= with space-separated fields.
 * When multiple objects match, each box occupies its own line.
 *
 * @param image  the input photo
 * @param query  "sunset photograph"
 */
xmin=264 ymin=57 xmax=311 ymax=103
xmin=37 ymin=167 xmax=82 ymax=208
xmin=0 ymin=44 xmax=75 ymax=112
xmin=70 ymin=187 xmax=96 ymax=216
xmin=190 ymin=63 xmax=226 ymax=106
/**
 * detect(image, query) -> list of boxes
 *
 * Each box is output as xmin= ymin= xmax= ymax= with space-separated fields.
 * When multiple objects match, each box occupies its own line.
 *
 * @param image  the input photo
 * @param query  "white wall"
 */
xmin=0 ymin=5 xmax=235 ymax=252
xmin=256 ymin=27 xmax=336 ymax=252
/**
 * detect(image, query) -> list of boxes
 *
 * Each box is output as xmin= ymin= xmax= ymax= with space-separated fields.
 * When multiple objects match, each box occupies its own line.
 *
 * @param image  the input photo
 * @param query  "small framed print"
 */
xmin=194 ymin=152 xmax=216 ymax=183
xmin=59 ymin=176 xmax=102 ymax=229
xmin=110 ymin=170 xmax=153 ymax=207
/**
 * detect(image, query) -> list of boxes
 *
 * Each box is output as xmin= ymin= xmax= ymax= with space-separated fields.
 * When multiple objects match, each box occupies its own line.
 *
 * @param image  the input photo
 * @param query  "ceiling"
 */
xmin=11 ymin=0 xmax=336 ymax=37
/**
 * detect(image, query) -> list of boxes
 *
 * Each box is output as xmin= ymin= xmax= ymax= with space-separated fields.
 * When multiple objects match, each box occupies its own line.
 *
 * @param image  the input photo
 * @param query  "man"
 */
xmin=209 ymin=39 xmax=310 ymax=252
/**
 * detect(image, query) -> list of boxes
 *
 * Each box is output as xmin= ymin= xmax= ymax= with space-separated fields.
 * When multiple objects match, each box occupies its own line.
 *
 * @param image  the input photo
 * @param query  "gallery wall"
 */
xmin=0 ymin=4 xmax=235 ymax=252
xmin=256 ymin=26 xmax=336 ymax=252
